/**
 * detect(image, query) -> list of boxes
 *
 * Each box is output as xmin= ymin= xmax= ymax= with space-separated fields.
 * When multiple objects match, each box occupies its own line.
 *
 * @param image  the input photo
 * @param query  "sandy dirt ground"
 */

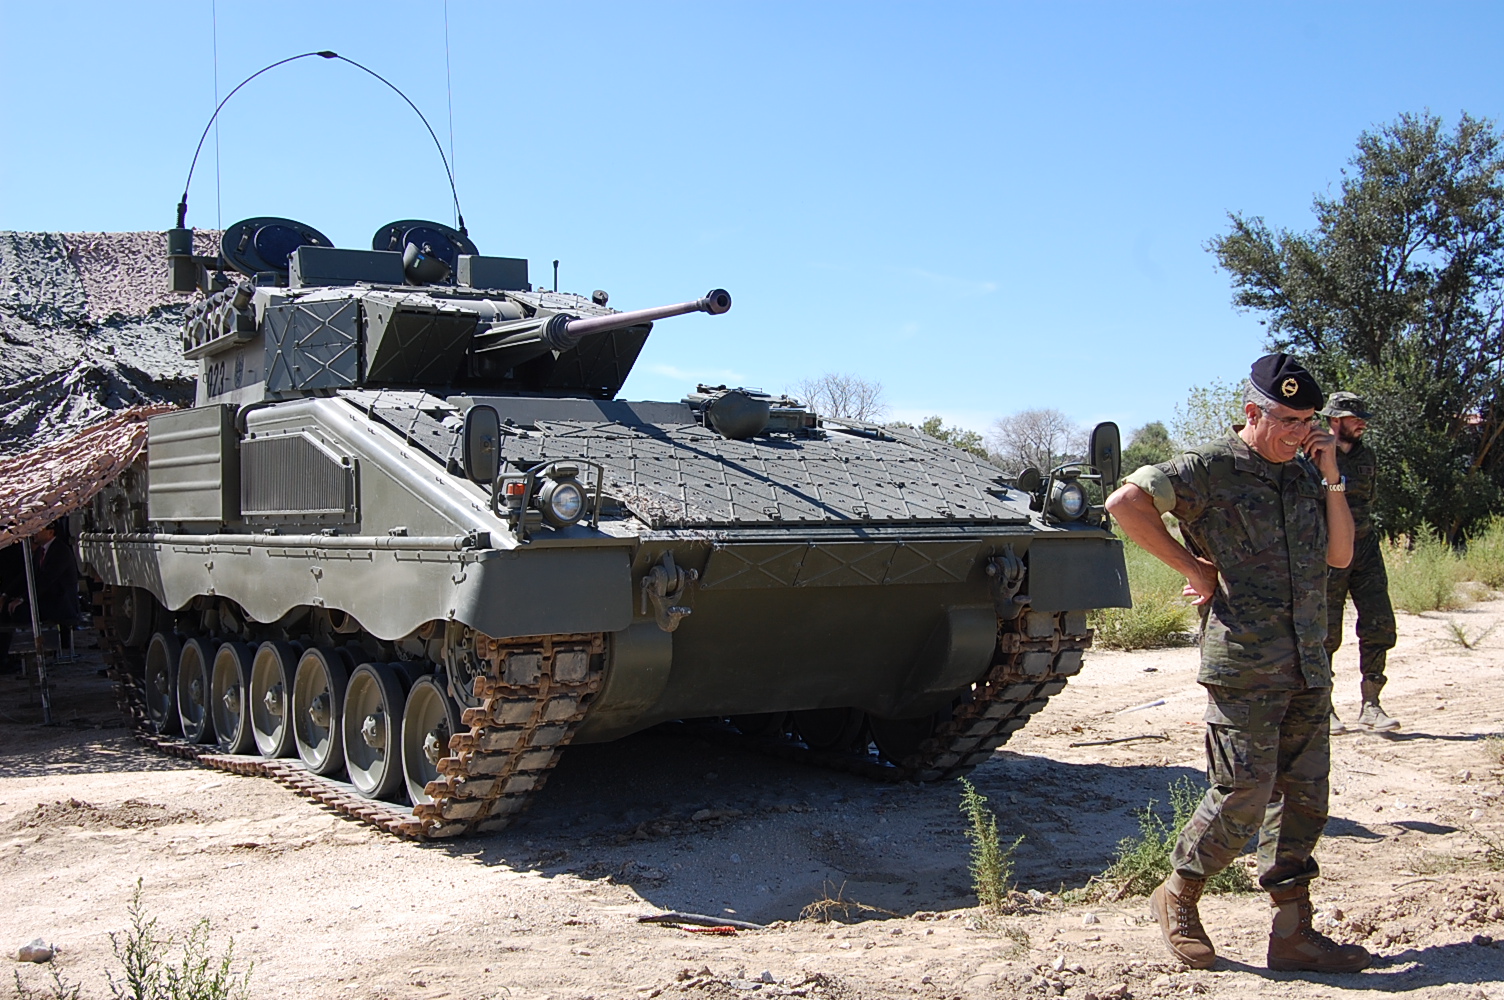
xmin=3 ymin=598 xmax=1503 ymax=1000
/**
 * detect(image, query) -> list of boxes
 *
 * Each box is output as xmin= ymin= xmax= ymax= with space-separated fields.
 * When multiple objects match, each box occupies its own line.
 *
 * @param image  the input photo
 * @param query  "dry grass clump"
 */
xmin=1385 ymin=535 xmax=1466 ymax=613
xmin=1384 ymin=518 xmax=1504 ymax=614
xmin=799 ymin=881 xmax=897 ymax=923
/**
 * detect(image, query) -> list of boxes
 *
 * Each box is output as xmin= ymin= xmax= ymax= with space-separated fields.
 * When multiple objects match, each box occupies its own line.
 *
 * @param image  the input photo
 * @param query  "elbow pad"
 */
xmin=1123 ymin=465 xmax=1176 ymax=515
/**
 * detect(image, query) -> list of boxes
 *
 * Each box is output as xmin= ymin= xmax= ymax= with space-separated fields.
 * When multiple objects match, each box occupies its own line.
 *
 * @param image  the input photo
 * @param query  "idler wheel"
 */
xmin=400 ymin=676 xmax=461 ymax=806
xmin=793 ymin=708 xmax=866 ymax=751
xmin=249 ymin=641 xmax=302 ymax=759
xmin=293 ymin=648 xmax=351 ymax=776
xmin=342 ymin=663 xmax=408 ymax=800
xmin=210 ymin=642 xmax=256 ymax=755
xmin=144 ymin=632 xmax=181 ymax=736
xmin=176 ymin=637 xmax=216 ymax=744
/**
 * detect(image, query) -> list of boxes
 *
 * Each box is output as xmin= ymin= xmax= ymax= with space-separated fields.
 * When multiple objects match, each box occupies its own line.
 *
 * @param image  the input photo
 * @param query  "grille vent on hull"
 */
xmin=241 ymin=433 xmax=355 ymax=523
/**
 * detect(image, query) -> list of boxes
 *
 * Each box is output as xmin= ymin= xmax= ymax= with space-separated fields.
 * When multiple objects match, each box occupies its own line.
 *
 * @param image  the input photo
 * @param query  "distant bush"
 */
xmin=1385 ymin=535 xmax=1467 ymax=613
xmin=1460 ymin=517 xmax=1504 ymax=591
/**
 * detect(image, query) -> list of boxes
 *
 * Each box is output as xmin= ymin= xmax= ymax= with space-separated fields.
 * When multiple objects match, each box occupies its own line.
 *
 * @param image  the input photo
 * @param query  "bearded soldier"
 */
xmin=1321 ymin=392 xmax=1399 ymax=733
xmin=1105 ymin=354 xmax=1370 ymax=974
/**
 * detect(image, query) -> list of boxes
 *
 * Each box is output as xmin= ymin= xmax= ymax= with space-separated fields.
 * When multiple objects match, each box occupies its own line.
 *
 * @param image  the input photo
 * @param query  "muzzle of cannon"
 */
xmin=473 ymin=289 xmax=731 ymax=369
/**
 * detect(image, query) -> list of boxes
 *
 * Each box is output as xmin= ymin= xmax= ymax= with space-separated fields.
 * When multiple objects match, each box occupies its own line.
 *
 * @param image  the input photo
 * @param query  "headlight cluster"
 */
xmin=537 ymin=474 xmax=586 ymax=527
xmin=497 ymin=462 xmax=595 ymax=537
xmin=1048 ymin=478 xmax=1088 ymax=521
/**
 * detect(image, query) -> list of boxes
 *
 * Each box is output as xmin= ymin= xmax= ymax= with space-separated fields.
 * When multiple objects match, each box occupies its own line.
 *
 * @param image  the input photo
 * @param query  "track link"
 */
xmin=97 ymin=585 xmax=604 ymax=841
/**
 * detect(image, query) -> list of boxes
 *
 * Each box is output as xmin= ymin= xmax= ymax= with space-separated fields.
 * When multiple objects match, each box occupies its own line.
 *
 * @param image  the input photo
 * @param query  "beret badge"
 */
xmin=1281 ymin=377 xmax=1299 ymax=398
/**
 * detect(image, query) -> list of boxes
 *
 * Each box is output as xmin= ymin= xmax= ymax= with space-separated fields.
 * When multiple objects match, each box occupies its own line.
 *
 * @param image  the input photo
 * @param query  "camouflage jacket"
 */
xmin=1127 ymin=432 xmax=1331 ymax=690
xmin=1335 ymin=439 xmax=1377 ymax=539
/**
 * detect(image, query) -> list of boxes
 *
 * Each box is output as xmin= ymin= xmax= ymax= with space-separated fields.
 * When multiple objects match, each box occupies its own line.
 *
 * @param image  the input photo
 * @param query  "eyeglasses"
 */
xmin=1256 ymin=406 xmax=1318 ymax=429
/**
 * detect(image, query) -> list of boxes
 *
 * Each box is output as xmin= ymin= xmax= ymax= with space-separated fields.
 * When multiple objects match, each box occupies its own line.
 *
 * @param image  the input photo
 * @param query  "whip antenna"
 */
xmin=176 ymin=50 xmax=466 ymax=234
xmin=444 ymin=0 xmax=458 ymax=230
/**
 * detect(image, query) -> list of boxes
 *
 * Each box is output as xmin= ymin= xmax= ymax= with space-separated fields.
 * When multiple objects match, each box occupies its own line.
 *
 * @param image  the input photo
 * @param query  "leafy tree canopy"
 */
xmin=1123 ymin=421 xmax=1176 ymax=471
xmin=917 ymin=415 xmax=990 ymax=460
xmin=1211 ymin=111 xmax=1504 ymax=542
xmin=1170 ymin=381 xmax=1244 ymax=452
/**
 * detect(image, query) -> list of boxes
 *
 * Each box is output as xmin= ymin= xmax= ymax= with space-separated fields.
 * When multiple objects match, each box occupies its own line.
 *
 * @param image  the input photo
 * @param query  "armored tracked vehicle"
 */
xmin=82 ymin=215 xmax=1131 ymax=838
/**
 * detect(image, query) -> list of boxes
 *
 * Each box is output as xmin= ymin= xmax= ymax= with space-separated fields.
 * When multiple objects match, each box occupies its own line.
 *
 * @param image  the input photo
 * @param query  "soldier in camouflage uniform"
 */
xmin=1105 ymin=354 xmax=1370 ymax=975
xmin=1321 ymin=392 xmax=1399 ymax=733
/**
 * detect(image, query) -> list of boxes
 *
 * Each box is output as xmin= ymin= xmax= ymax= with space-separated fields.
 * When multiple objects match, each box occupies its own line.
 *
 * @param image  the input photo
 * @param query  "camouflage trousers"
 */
xmin=1326 ymin=533 xmax=1397 ymax=684
xmin=1172 ymin=683 xmax=1331 ymax=890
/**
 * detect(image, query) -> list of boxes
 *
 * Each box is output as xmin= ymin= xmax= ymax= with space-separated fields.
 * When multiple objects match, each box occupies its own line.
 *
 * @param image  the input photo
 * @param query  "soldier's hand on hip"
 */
xmin=1182 ymin=556 xmax=1218 ymax=606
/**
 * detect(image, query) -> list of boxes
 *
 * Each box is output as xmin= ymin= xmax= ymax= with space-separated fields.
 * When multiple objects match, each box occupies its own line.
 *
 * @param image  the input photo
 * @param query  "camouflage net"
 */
xmin=0 ymin=404 xmax=175 ymax=548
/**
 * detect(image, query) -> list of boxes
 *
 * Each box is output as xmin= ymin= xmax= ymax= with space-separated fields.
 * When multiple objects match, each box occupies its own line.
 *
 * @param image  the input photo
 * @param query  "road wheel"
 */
xmin=293 ymin=647 xmax=350 ymax=776
xmin=793 ymin=708 xmax=866 ymax=751
xmin=176 ymin=637 xmax=215 ymax=744
xmin=249 ymin=641 xmax=300 ymax=758
xmin=343 ymin=663 xmax=408 ymax=800
xmin=730 ymin=713 xmax=787 ymax=738
xmin=868 ymin=712 xmax=942 ymax=766
xmin=210 ymin=642 xmax=255 ymax=755
xmin=144 ymin=632 xmax=181 ymax=736
xmin=401 ymin=675 xmax=460 ymax=806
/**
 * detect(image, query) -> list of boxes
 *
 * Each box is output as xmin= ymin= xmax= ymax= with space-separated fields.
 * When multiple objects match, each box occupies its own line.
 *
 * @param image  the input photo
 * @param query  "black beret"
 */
xmin=1250 ymin=353 xmax=1324 ymax=411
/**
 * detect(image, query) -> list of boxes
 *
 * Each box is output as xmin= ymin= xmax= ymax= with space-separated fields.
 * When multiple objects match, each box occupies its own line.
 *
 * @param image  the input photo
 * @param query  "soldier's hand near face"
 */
xmin=1300 ymin=425 xmax=1343 ymax=484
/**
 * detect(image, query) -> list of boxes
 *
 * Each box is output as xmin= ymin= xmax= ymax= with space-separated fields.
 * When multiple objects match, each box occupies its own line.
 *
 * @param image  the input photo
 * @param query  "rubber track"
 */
xmin=97 ymin=585 xmax=605 ymax=841
xmin=678 ymin=611 xmax=1093 ymax=783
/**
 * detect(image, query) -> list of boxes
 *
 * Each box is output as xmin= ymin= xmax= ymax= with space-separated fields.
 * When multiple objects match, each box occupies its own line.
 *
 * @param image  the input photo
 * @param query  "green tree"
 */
xmin=918 ymin=415 xmax=990 ymax=459
xmin=1122 ymin=421 xmax=1175 ymax=471
xmin=1211 ymin=112 xmax=1504 ymax=542
xmin=1170 ymin=380 xmax=1244 ymax=451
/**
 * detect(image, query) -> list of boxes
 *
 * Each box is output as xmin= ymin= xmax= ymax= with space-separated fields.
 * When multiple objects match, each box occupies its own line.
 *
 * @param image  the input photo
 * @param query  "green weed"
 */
xmin=1442 ymin=619 xmax=1497 ymax=649
xmin=1466 ymin=826 xmax=1504 ymax=872
xmin=10 ymin=882 xmax=250 ymax=1000
xmin=10 ymin=968 xmax=81 ymax=1000
xmin=958 ymin=778 xmax=1024 ymax=914
xmin=105 ymin=880 xmax=252 ymax=1000
xmin=1385 ymin=535 xmax=1467 ymax=613
xmin=1082 ymin=776 xmax=1254 ymax=901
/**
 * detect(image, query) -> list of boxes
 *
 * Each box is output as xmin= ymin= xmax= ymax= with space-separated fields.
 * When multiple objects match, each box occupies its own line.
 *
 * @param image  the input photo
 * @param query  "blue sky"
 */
xmin=2 ymin=2 xmax=1500 ymax=439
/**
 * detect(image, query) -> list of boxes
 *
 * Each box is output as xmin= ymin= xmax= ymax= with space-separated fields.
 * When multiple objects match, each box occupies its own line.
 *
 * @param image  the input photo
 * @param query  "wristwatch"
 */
xmin=1321 ymin=476 xmax=1347 ymax=493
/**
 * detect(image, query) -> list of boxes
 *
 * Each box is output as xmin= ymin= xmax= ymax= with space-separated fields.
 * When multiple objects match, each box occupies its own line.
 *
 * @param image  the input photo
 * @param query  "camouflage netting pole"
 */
xmin=0 ymin=404 xmax=175 ymax=724
xmin=19 ymin=535 xmax=49 ymax=724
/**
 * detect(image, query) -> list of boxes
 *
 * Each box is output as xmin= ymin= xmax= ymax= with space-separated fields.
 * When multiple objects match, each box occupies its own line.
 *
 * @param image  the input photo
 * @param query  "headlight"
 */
xmin=1048 ymin=479 xmax=1088 ymax=521
xmin=538 ymin=478 xmax=585 ymax=527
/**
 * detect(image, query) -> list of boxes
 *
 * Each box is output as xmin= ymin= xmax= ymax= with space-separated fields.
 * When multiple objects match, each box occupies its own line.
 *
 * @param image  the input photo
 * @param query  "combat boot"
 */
xmin=1149 ymin=873 xmax=1215 ymax=969
xmin=1356 ymin=677 xmax=1399 ymax=732
xmin=1328 ymin=711 xmax=1347 ymax=735
xmin=1266 ymin=884 xmax=1371 ymax=972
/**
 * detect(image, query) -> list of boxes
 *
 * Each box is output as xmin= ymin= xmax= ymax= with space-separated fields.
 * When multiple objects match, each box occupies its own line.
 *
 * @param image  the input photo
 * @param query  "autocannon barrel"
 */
xmin=473 ymin=289 xmax=732 ymax=362
xmin=558 ymin=288 xmax=731 ymax=343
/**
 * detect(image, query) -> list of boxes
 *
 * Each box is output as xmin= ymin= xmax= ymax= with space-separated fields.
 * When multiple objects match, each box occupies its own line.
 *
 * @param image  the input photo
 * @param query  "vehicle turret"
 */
xmin=168 ymin=216 xmax=731 ymax=406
